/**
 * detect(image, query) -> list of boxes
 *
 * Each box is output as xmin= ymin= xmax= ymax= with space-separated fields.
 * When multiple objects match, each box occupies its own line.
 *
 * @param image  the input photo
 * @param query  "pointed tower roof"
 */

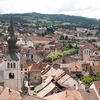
xmin=6 ymin=15 xmax=17 ymax=53
xmin=8 ymin=15 xmax=14 ymax=35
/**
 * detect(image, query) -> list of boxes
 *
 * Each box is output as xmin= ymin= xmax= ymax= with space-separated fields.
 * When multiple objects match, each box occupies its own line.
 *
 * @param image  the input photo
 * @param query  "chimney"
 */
xmin=62 ymin=58 xmax=66 ymax=64
xmin=66 ymin=91 xmax=67 ymax=97
xmin=8 ymin=89 xmax=11 ymax=95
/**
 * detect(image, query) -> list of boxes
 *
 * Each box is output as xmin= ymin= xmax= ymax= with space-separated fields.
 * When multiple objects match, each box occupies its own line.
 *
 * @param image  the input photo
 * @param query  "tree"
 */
xmin=95 ymin=72 xmax=100 ymax=81
xmin=43 ymin=57 xmax=52 ymax=63
xmin=81 ymin=76 xmax=95 ymax=86
xmin=67 ymin=44 xmax=73 ymax=49
xmin=96 ymin=30 xmax=100 ymax=36
xmin=46 ymin=27 xmax=54 ymax=34
xmin=65 ymin=36 xmax=68 ymax=40
xmin=60 ymin=35 xmax=64 ymax=40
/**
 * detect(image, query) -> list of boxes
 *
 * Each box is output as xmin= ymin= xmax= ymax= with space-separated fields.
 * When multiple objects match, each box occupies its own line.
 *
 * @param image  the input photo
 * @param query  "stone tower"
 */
xmin=3 ymin=15 xmax=22 ymax=91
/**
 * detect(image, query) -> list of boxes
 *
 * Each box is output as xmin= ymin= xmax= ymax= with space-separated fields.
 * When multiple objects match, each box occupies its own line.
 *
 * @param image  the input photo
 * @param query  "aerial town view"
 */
xmin=0 ymin=0 xmax=100 ymax=100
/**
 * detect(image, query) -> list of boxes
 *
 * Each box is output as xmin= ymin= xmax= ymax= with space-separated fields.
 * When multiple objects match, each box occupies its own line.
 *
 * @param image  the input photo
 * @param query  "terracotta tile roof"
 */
xmin=0 ymin=87 xmax=21 ymax=100
xmin=58 ymin=74 xmax=70 ymax=84
xmin=94 ymin=81 xmax=100 ymax=89
xmin=33 ymin=36 xmax=54 ymax=42
xmin=30 ymin=63 xmax=48 ymax=71
xmin=42 ymin=67 xmax=57 ymax=79
xmin=94 ymin=81 xmax=100 ymax=96
xmin=53 ymin=69 xmax=65 ymax=80
xmin=37 ymin=82 xmax=55 ymax=98
xmin=52 ymin=57 xmax=77 ymax=64
xmin=44 ymin=90 xmax=82 ymax=100
xmin=78 ymin=40 xmax=89 ymax=45
xmin=0 ymin=86 xmax=4 ymax=94
xmin=42 ymin=68 xmax=65 ymax=80
xmin=94 ymin=65 xmax=100 ymax=73
xmin=79 ymin=42 xmax=96 ymax=54
xmin=69 ymin=62 xmax=83 ymax=72
xmin=34 ymin=76 xmax=53 ymax=92
xmin=78 ymin=89 xmax=99 ymax=100
xmin=22 ymin=96 xmax=45 ymax=100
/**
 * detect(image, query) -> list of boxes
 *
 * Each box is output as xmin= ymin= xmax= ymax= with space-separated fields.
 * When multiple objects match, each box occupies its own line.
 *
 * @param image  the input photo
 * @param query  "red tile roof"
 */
xmin=78 ymin=89 xmax=99 ymax=100
xmin=94 ymin=81 xmax=100 ymax=89
xmin=30 ymin=63 xmax=48 ymax=71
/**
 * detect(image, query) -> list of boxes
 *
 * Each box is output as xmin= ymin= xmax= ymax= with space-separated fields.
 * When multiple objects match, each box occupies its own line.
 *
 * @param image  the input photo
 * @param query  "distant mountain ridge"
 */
xmin=0 ymin=12 xmax=99 ymax=28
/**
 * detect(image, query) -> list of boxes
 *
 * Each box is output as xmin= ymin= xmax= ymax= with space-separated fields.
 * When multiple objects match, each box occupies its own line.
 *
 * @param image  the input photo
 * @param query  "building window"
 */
xmin=25 ymin=72 xmax=27 ymax=75
xmin=21 ymin=64 xmax=23 ymax=71
xmin=9 ymin=73 xmax=14 ymax=79
xmin=83 ymin=48 xmax=90 ymax=55
xmin=34 ymin=76 xmax=37 ymax=80
xmin=13 ymin=63 xmax=16 ymax=68
xmin=11 ymin=63 xmax=12 ymax=68
xmin=7 ymin=63 xmax=10 ymax=68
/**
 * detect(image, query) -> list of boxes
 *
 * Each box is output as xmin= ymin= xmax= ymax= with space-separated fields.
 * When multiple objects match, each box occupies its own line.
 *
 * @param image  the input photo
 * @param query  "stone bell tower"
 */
xmin=3 ymin=15 xmax=22 ymax=91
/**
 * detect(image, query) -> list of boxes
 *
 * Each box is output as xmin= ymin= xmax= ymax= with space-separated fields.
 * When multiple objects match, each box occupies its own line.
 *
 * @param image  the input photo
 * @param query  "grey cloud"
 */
xmin=52 ymin=6 xmax=100 ymax=14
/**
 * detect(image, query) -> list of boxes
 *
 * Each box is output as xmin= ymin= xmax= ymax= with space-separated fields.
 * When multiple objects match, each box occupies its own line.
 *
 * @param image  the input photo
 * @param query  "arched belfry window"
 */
xmin=7 ymin=63 xmax=10 ymax=68
xmin=13 ymin=63 xmax=16 ymax=68
xmin=11 ymin=63 xmax=12 ymax=68
xmin=9 ymin=73 xmax=14 ymax=79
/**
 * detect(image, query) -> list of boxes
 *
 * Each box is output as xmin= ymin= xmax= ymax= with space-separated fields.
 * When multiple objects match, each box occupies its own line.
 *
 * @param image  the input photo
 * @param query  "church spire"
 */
xmin=6 ymin=15 xmax=17 ymax=53
xmin=8 ymin=14 xmax=14 ymax=35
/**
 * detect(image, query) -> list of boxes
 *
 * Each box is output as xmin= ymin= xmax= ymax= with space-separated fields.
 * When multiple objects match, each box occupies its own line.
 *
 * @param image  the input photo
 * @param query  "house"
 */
xmin=28 ymin=63 xmax=48 ymax=85
xmin=76 ymin=28 xmax=88 ymax=33
xmin=33 ymin=36 xmax=55 ymax=44
xmin=78 ymin=42 xmax=96 ymax=60
xmin=37 ymin=81 xmax=65 ymax=98
xmin=68 ymin=61 xmax=90 ymax=76
xmin=0 ymin=86 xmax=21 ymax=100
xmin=78 ymin=89 xmax=99 ymax=100
xmin=34 ymin=76 xmax=53 ymax=93
xmin=41 ymin=67 xmax=65 ymax=80
xmin=44 ymin=89 xmax=82 ymax=100
xmin=91 ymin=61 xmax=100 ymax=74
xmin=22 ymin=95 xmax=45 ymax=100
xmin=37 ymin=82 xmax=56 ymax=97
xmin=57 ymin=74 xmax=79 ymax=89
xmin=52 ymin=56 xmax=78 ymax=65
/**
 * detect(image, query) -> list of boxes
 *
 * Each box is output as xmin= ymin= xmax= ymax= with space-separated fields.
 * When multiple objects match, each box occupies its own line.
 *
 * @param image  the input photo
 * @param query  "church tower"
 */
xmin=3 ymin=15 xmax=22 ymax=91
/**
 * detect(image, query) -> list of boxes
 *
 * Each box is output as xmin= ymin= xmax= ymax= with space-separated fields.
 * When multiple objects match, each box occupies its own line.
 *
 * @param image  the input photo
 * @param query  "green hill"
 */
xmin=0 ymin=12 xmax=98 ymax=28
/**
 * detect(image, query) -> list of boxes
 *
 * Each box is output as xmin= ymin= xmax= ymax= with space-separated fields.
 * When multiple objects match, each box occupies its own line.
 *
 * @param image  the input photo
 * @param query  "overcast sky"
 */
xmin=0 ymin=0 xmax=100 ymax=18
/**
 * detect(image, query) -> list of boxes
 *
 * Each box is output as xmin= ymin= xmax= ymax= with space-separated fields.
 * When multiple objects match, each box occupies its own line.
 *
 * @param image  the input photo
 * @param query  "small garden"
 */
xmin=80 ymin=72 xmax=100 ymax=86
xmin=43 ymin=46 xmax=78 ymax=63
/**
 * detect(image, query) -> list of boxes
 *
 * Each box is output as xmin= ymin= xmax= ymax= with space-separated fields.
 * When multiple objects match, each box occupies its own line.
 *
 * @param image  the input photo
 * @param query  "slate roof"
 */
xmin=4 ymin=53 xmax=19 ymax=61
